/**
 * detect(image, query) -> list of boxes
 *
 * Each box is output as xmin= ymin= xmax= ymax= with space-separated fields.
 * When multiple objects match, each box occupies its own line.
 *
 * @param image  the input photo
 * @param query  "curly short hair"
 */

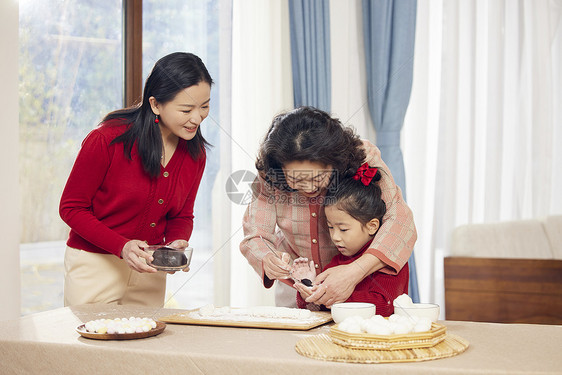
xmin=256 ymin=106 xmax=365 ymax=191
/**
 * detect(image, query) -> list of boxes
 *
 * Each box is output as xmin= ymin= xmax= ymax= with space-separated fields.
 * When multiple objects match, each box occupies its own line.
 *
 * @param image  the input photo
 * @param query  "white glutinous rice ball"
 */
xmin=366 ymin=322 xmax=393 ymax=335
xmin=414 ymin=317 xmax=432 ymax=332
xmin=393 ymin=294 xmax=414 ymax=307
xmin=388 ymin=314 xmax=402 ymax=322
xmin=369 ymin=314 xmax=388 ymax=325
xmin=392 ymin=321 xmax=411 ymax=335
xmin=339 ymin=316 xmax=363 ymax=334
xmin=393 ymin=314 xmax=415 ymax=330
xmin=85 ymin=322 xmax=95 ymax=332
xmin=360 ymin=318 xmax=372 ymax=331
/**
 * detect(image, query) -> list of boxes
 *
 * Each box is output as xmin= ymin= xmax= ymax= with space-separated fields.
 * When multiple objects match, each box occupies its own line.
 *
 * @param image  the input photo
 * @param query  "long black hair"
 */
xmin=256 ymin=106 xmax=365 ymax=191
xmin=325 ymin=168 xmax=386 ymax=226
xmin=107 ymin=52 xmax=213 ymax=178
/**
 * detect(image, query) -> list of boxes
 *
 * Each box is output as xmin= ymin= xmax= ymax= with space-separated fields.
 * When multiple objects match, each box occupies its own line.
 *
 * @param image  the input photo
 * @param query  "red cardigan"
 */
xmin=297 ymin=241 xmax=409 ymax=316
xmin=59 ymin=120 xmax=206 ymax=257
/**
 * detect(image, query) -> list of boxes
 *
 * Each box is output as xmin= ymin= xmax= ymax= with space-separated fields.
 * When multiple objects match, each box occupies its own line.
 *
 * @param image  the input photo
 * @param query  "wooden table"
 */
xmin=0 ymin=304 xmax=561 ymax=374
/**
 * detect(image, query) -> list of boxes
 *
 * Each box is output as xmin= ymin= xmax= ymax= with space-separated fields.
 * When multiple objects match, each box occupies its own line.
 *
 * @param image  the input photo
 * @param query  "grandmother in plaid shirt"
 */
xmin=240 ymin=106 xmax=417 ymax=308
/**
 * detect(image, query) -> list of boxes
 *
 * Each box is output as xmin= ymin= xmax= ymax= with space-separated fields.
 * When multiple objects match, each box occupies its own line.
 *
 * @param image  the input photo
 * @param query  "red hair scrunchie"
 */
xmin=353 ymin=163 xmax=378 ymax=186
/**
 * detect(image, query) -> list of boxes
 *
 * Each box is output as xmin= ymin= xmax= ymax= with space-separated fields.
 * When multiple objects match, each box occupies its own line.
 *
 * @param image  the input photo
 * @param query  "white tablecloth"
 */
xmin=0 ymin=304 xmax=561 ymax=374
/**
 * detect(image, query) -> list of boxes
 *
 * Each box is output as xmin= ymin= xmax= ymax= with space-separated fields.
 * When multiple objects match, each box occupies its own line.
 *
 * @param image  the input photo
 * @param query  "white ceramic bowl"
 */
xmin=393 ymin=303 xmax=440 ymax=322
xmin=331 ymin=302 xmax=376 ymax=324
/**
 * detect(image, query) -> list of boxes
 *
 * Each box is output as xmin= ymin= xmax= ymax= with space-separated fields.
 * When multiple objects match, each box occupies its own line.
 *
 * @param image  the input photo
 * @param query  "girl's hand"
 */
xmin=305 ymin=263 xmax=362 ymax=307
xmin=294 ymin=280 xmax=313 ymax=299
xmin=263 ymin=252 xmax=292 ymax=280
xmin=290 ymin=257 xmax=316 ymax=282
xmin=361 ymin=139 xmax=381 ymax=167
xmin=121 ymin=240 xmax=157 ymax=273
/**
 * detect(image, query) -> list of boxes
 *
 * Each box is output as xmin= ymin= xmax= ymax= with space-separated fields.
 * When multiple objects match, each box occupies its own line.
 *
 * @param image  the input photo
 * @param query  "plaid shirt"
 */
xmin=240 ymin=146 xmax=417 ymax=288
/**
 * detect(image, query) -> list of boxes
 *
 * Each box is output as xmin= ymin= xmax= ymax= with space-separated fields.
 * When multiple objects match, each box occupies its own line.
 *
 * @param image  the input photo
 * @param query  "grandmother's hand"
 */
xmin=305 ymin=263 xmax=362 ymax=307
xmin=121 ymin=240 xmax=158 ymax=273
xmin=361 ymin=139 xmax=382 ymax=167
xmin=263 ymin=252 xmax=292 ymax=280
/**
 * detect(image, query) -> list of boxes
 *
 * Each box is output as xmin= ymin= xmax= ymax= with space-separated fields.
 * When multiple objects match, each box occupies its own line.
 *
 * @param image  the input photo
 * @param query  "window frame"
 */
xmin=124 ymin=0 xmax=143 ymax=106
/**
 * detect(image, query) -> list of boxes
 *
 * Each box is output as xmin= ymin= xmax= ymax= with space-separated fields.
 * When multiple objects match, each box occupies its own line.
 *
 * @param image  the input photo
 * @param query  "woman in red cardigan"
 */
xmin=59 ymin=52 xmax=212 ymax=307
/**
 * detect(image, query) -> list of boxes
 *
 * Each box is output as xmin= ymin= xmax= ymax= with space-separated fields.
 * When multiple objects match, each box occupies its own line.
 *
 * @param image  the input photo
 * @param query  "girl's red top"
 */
xmin=297 ymin=241 xmax=409 ymax=316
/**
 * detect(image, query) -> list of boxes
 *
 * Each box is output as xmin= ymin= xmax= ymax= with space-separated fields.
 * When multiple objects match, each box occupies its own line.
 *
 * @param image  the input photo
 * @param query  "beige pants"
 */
xmin=64 ymin=247 xmax=166 ymax=307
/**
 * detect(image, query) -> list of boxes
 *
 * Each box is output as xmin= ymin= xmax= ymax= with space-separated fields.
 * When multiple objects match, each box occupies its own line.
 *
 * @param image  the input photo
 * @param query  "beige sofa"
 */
xmin=444 ymin=215 xmax=562 ymax=324
xmin=450 ymin=215 xmax=562 ymax=260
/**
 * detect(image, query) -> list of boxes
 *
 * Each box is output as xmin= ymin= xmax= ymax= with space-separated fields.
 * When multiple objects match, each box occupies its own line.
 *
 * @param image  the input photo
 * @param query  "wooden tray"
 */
xmin=76 ymin=321 xmax=166 ymax=340
xmin=330 ymin=322 xmax=447 ymax=350
xmin=295 ymin=333 xmax=469 ymax=363
xmin=159 ymin=309 xmax=332 ymax=330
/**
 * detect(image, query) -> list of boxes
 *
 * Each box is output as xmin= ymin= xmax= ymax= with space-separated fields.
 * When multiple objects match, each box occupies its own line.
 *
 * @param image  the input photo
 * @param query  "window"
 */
xmin=143 ymin=0 xmax=221 ymax=309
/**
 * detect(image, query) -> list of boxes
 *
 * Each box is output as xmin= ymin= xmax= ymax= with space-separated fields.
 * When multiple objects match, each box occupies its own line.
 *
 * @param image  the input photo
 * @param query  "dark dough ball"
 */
xmin=151 ymin=247 xmax=188 ymax=267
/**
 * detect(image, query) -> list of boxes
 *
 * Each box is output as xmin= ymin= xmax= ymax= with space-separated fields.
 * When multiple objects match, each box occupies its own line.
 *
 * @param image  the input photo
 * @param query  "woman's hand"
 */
xmin=361 ymin=139 xmax=381 ymax=167
xmin=305 ymin=263 xmax=363 ymax=307
xmin=263 ymin=252 xmax=292 ymax=280
xmin=165 ymin=239 xmax=190 ymax=273
xmin=167 ymin=239 xmax=189 ymax=249
xmin=121 ymin=240 xmax=157 ymax=273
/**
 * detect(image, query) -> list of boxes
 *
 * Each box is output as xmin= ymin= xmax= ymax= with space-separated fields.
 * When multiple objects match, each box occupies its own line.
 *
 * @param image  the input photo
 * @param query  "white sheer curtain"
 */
xmin=226 ymin=0 xmax=294 ymax=307
xmin=403 ymin=0 xmax=562 ymax=312
xmin=329 ymin=0 xmax=375 ymax=142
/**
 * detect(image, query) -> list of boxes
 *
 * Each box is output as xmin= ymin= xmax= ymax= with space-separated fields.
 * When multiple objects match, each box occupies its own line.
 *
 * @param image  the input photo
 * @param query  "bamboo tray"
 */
xmin=330 ymin=322 xmax=447 ymax=350
xmin=295 ymin=333 xmax=469 ymax=364
xmin=159 ymin=309 xmax=332 ymax=330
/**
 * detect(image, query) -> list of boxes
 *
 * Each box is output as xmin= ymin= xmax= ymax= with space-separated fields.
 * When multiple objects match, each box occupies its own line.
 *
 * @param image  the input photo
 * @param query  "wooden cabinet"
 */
xmin=444 ymin=257 xmax=562 ymax=324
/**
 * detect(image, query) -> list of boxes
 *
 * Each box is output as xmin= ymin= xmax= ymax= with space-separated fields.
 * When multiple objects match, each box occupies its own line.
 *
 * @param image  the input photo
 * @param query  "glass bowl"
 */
xmin=145 ymin=246 xmax=193 ymax=271
xmin=393 ymin=303 xmax=440 ymax=322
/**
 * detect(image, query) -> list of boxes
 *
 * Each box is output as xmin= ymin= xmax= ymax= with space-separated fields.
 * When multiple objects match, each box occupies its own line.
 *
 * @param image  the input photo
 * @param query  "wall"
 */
xmin=0 ymin=0 xmax=21 ymax=319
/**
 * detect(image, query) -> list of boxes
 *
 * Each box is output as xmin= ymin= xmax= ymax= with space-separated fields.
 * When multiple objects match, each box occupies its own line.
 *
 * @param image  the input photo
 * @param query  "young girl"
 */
xmin=240 ymin=106 xmax=416 ymax=307
xmin=293 ymin=164 xmax=409 ymax=316
xmin=59 ymin=52 xmax=212 ymax=307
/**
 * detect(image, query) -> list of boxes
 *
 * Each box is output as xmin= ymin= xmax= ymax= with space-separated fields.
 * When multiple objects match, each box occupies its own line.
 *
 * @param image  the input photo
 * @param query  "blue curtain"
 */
xmin=362 ymin=0 xmax=420 ymax=302
xmin=288 ymin=0 xmax=331 ymax=111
